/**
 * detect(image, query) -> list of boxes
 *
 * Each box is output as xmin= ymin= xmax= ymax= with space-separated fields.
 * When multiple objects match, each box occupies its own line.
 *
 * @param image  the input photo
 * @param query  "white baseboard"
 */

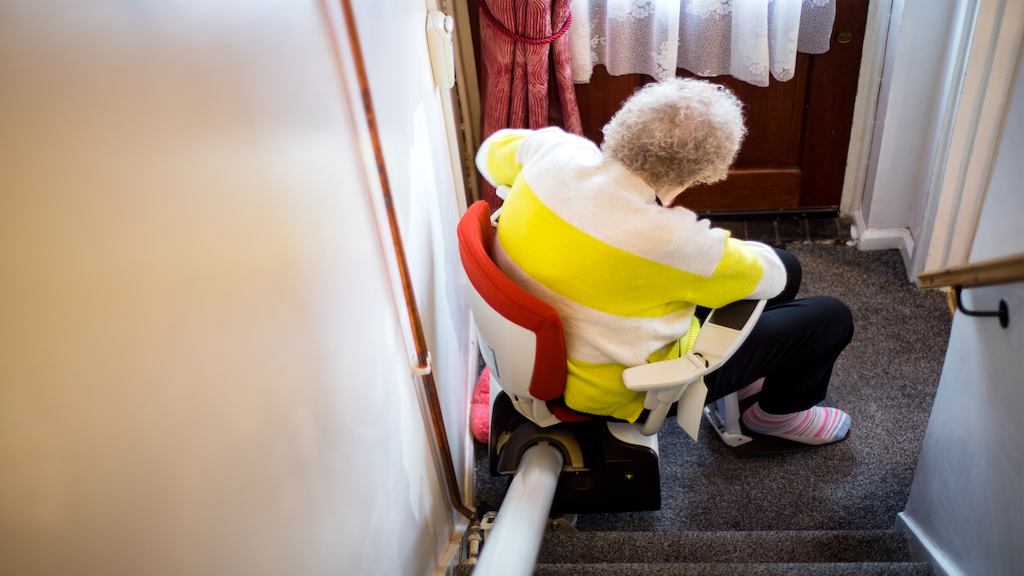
xmin=436 ymin=518 xmax=470 ymax=576
xmin=896 ymin=512 xmax=964 ymax=576
xmin=852 ymin=209 xmax=915 ymax=277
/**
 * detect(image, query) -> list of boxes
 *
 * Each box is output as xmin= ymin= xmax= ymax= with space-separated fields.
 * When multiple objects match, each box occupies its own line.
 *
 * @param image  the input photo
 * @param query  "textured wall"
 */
xmin=902 ymin=48 xmax=1024 ymax=576
xmin=350 ymin=0 xmax=474 ymax=511
xmin=0 ymin=1 xmax=468 ymax=574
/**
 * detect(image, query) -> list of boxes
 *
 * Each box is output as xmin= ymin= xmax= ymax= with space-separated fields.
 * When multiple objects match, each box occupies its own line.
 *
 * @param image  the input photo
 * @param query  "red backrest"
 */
xmin=457 ymin=201 xmax=567 ymax=401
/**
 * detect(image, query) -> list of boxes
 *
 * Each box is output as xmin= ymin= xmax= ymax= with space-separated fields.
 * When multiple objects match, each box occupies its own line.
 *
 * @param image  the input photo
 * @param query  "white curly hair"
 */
xmin=601 ymin=78 xmax=746 ymax=200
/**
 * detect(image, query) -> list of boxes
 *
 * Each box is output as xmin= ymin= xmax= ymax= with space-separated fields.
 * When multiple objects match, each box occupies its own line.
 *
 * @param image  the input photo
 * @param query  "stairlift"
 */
xmin=457 ymin=201 xmax=767 ymax=517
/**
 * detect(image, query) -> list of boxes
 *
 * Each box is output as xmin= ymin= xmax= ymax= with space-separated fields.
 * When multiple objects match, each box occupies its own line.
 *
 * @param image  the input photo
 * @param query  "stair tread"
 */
xmin=537 ymin=529 xmax=914 ymax=564
xmin=532 ymin=561 xmax=932 ymax=576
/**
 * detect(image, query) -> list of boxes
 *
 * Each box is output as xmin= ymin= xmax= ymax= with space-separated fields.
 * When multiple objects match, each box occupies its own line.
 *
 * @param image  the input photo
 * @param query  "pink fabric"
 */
xmin=479 ymin=0 xmax=582 ymax=209
xmin=471 ymin=366 xmax=491 ymax=443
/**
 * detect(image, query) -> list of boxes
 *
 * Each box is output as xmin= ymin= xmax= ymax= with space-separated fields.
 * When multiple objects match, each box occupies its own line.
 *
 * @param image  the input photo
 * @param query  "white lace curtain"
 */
xmin=569 ymin=0 xmax=836 ymax=87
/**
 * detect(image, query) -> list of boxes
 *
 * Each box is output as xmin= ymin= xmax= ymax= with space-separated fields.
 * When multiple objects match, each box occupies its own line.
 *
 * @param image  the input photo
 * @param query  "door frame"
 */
xmin=848 ymin=0 xmax=1024 ymax=280
xmin=840 ymin=0 xmax=893 ymax=217
xmin=911 ymin=0 xmax=1024 ymax=279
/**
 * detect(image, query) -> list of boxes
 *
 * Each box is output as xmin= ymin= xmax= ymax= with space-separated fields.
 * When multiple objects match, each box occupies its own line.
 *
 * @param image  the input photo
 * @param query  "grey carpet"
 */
xmin=454 ymin=530 xmax=930 ymax=576
xmin=535 ymin=530 xmax=913 ymax=564
xmin=456 ymin=529 xmax=930 ymax=576
xmin=528 ymin=561 xmax=932 ymax=575
xmin=472 ymin=244 xmax=952 ymax=532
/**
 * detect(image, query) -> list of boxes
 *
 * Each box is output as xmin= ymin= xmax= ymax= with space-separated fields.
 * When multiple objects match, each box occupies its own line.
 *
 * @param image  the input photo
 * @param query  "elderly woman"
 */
xmin=476 ymin=78 xmax=853 ymax=446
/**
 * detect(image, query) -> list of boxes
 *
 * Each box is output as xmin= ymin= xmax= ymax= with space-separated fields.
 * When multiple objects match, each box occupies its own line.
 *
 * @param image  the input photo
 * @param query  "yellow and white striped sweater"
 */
xmin=477 ymin=128 xmax=786 ymax=422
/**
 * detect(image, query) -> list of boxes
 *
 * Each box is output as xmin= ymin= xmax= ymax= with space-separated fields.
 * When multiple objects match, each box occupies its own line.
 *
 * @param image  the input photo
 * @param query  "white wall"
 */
xmin=900 ymin=49 xmax=1024 ymax=576
xmin=0 ymin=1 xmax=468 ymax=575
xmin=965 ymin=53 xmax=1024 ymax=264
xmin=349 ymin=0 xmax=474 ymax=506
xmin=855 ymin=0 xmax=967 ymax=267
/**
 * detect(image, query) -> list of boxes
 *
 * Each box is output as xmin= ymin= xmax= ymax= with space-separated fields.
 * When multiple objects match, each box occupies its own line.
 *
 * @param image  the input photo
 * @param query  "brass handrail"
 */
xmin=919 ymin=253 xmax=1022 ymax=329
xmin=918 ymin=253 xmax=1024 ymax=289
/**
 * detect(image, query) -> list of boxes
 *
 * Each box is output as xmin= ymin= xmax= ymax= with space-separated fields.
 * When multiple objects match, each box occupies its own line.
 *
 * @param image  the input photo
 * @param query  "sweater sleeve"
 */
xmin=679 ymin=236 xmax=787 ymax=308
xmin=475 ymin=129 xmax=533 ymax=188
xmin=737 ymin=240 xmax=788 ymax=300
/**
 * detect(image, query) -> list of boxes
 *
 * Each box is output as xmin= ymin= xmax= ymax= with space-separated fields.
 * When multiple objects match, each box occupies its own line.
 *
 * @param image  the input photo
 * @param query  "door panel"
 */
xmin=573 ymin=0 xmax=869 ymax=212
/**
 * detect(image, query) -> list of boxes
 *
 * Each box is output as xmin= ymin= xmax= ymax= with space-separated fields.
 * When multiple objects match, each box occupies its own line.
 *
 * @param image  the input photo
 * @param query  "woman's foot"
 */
xmin=741 ymin=401 xmax=851 ymax=445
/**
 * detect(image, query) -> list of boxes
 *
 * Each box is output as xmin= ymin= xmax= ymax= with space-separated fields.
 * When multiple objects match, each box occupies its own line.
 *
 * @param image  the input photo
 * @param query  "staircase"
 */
xmin=456 ymin=528 xmax=931 ymax=575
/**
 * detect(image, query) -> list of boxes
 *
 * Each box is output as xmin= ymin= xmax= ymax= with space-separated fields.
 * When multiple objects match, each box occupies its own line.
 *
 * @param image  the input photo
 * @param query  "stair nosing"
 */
xmin=536 ymin=529 xmax=915 ymax=564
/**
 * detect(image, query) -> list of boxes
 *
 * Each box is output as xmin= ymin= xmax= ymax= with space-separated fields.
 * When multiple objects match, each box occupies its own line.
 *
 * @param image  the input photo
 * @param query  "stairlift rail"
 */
xmin=474 ymin=443 xmax=564 ymax=576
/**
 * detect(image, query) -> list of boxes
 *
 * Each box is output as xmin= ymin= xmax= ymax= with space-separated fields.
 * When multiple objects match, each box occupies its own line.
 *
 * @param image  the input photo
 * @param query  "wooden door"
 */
xmin=573 ymin=1 xmax=869 ymax=213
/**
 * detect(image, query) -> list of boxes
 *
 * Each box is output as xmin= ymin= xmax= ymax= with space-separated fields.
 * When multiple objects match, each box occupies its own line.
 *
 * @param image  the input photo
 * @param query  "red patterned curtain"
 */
xmin=478 ymin=0 xmax=582 ymax=208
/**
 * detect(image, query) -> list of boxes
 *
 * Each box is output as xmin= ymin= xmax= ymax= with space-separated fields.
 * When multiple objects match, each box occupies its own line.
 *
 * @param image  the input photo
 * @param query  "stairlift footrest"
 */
xmin=703 ymin=394 xmax=753 ymax=448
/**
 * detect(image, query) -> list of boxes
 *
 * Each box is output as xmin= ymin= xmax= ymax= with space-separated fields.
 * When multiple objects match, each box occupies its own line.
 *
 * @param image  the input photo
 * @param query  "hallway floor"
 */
xmin=707 ymin=214 xmax=853 ymax=247
xmin=472 ymin=243 xmax=952 ymax=532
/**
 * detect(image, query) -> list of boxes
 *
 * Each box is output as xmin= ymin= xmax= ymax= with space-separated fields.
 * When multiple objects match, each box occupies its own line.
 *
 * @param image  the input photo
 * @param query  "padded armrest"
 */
xmin=622 ymin=354 xmax=707 ymax=393
xmin=622 ymin=354 xmax=707 ymax=435
xmin=695 ymin=299 xmax=766 ymax=372
xmin=622 ymin=299 xmax=766 ymax=436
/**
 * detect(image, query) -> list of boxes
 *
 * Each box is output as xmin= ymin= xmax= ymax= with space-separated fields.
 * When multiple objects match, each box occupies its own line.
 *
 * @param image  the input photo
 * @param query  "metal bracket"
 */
xmin=411 ymin=352 xmax=432 ymax=376
xmin=548 ymin=514 xmax=578 ymax=533
xmin=955 ymin=286 xmax=1009 ymax=329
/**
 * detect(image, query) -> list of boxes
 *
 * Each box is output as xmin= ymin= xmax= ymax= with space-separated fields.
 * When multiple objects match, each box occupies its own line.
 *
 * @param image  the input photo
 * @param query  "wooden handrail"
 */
xmin=335 ymin=0 xmax=476 ymax=522
xmin=918 ymin=253 xmax=1024 ymax=290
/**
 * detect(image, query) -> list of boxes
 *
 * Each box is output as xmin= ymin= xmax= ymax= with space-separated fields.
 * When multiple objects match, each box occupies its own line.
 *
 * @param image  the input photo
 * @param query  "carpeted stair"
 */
xmin=457 ymin=245 xmax=949 ymax=575
xmin=456 ymin=529 xmax=930 ymax=575
xmin=529 ymin=529 xmax=931 ymax=574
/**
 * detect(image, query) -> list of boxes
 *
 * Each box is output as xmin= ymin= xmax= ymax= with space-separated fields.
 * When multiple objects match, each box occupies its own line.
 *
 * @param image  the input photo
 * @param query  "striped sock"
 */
xmin=741 ymin=402 xmax=851 ymax=445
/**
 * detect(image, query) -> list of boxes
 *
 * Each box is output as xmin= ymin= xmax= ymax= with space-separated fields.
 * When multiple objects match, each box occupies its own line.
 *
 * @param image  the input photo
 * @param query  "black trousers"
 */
xmin=700 ymin=249 xmax=855 ymax=415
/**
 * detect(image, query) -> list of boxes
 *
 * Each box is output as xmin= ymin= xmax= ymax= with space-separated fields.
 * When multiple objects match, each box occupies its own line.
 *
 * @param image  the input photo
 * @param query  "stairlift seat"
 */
xmin=458 ymin=200 xmax=762 ymax=432
xmin=457 ymin=200 xmax=768 ymax=513
xmin=458 ymin=198 xmax=586 ymax=427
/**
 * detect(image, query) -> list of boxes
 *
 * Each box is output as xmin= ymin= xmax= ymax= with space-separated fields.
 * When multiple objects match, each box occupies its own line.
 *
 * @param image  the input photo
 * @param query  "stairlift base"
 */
xmin=489 ymin=392 xmax=661 ymax=514
xmin=547 ymin=514 xmax=578 ymax=533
